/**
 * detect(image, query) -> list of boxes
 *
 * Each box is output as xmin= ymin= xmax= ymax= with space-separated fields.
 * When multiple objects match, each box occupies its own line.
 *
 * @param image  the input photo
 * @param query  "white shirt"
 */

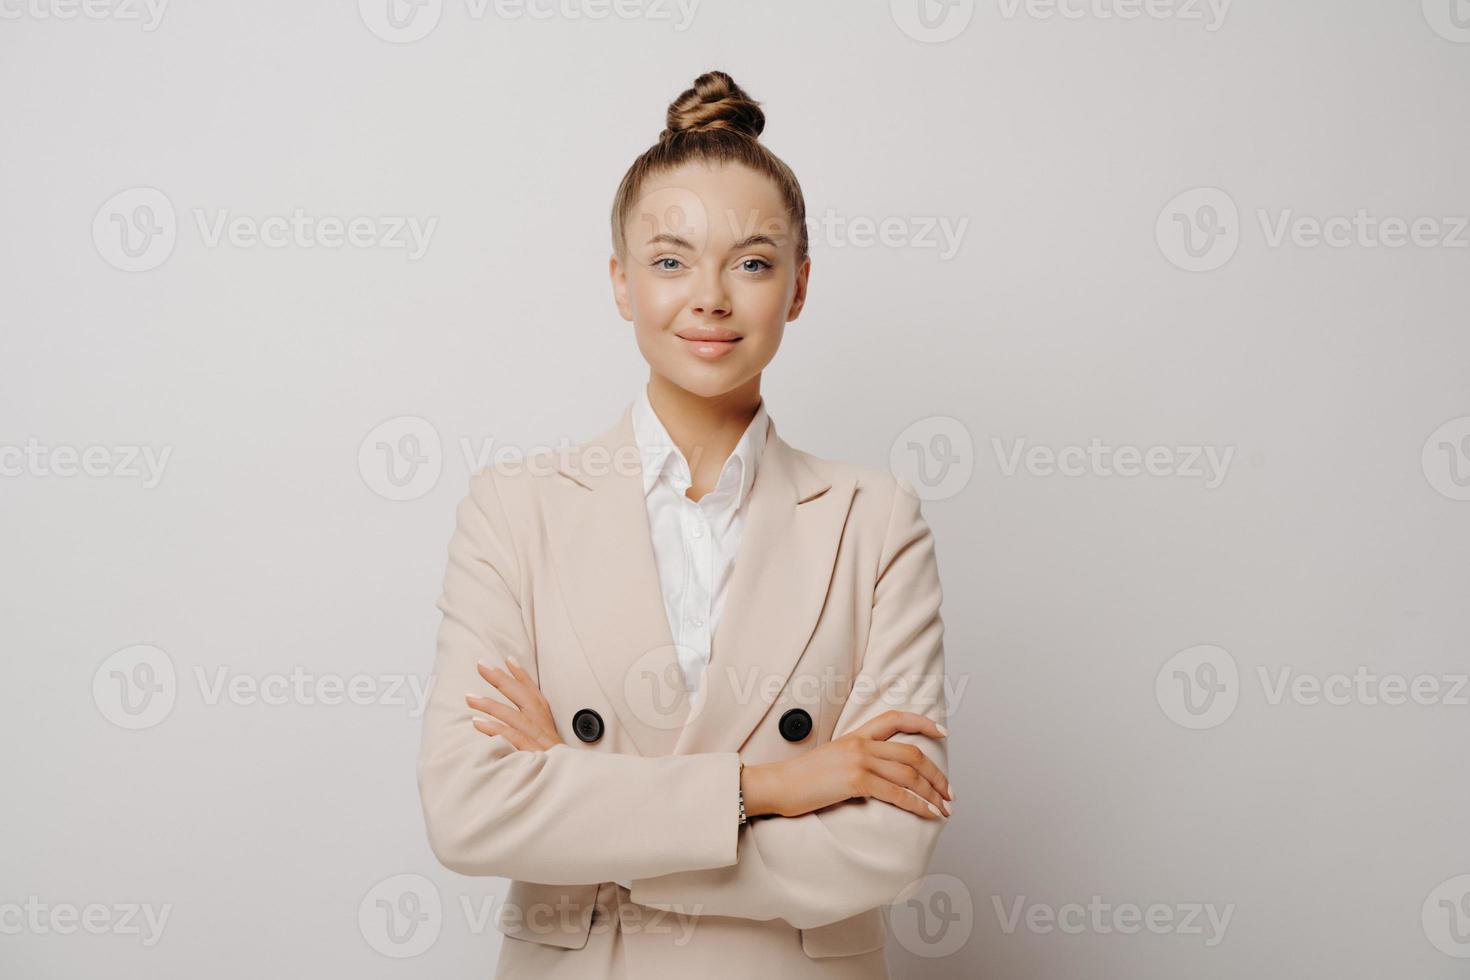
xmin=615 ymin=384 xmax=769 ymax=891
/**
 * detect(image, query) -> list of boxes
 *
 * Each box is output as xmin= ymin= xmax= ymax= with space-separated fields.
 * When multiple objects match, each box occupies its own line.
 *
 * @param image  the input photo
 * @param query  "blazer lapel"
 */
xmin=543 ymin=402 xmax=856 ymax=759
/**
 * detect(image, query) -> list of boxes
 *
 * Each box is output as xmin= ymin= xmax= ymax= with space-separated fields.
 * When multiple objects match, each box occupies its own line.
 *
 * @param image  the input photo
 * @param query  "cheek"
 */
xmin=627 ymin=272 xmax=684 ymax=319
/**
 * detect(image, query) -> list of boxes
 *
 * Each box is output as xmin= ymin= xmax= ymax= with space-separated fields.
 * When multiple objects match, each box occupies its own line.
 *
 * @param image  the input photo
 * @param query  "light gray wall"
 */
xmin=3 ymin=1 xmax=1468 ymax=977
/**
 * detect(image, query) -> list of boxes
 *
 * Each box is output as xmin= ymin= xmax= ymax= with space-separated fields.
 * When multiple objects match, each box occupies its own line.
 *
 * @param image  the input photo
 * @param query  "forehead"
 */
xmin=627 ymin=161 xmax=793 ymax=252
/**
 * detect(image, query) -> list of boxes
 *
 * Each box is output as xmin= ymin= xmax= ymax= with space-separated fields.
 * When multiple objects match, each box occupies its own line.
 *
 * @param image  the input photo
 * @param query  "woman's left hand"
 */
xmin=465 ymin=655 xmax=565 ymax=751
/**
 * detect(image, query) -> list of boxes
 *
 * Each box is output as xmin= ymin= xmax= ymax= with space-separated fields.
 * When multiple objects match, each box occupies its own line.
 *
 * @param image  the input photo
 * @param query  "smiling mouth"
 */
xmin=675 ymin=333 xmax=742 ymax=358
xmin=675 ymin=331 xmax=742 ymax=343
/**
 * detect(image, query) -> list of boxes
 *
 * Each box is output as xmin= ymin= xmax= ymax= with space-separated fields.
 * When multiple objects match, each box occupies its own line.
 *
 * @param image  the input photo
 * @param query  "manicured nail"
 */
xmin=947 ymin=782 xmax=955 ymax=801
xmin=927 ymin=802 xmax=944 ymax=818
xmin=940 ymin=800 xmax=952 ymax=816
xmin=935 ymin=724 xmax=948 ymax=736
xmin=507 ymin=654 xmax=521 ymax=670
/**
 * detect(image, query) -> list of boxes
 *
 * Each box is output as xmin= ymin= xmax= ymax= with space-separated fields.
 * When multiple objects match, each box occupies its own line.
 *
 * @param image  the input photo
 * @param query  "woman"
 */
xmin=417 ymin=70 xmax=953 ymax=979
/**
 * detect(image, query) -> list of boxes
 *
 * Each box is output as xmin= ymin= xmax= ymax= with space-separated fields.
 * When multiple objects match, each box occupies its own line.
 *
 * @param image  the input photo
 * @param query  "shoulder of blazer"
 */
xmin=794 ymin=450 xmax=913 ymax=523
xmin=461 ymin=418 xmax=915 ymax=540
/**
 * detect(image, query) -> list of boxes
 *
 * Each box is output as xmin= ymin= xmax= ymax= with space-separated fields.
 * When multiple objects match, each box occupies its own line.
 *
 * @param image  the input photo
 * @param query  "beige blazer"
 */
xmin=416 ymin=402 xmax=949 ymax=979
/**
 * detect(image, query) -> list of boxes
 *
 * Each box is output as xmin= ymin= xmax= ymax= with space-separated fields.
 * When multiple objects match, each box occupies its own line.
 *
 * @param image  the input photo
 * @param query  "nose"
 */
xmin=690 ymin=264 xmax=731 ymax=318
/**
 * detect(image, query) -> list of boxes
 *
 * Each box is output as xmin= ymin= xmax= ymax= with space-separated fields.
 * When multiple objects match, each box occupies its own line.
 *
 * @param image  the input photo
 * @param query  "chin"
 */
xmin=661 ymin=367 xmax=747 ymax=399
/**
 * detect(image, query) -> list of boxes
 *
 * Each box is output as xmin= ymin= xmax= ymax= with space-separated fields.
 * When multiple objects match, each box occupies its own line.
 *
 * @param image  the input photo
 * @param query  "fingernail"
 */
xmin=935 ymin=724 xmax=948 ymax=736
xmin=948 ymin=782 xmax=955 ymax=801
xmin=507 ymin=654 xmax=521 ymax=670
xmin=941 ymin=800 xmax=952 ymax=816
xmin=927 ymin=802 xmax=944 ymax=818
xmin=465 ymin=692 xmax=478 ymax=701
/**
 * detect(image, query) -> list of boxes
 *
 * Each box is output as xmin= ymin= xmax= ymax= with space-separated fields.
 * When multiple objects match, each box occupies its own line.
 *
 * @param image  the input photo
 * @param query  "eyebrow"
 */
xmin=645 ymin=232 xmax=782 ymax=252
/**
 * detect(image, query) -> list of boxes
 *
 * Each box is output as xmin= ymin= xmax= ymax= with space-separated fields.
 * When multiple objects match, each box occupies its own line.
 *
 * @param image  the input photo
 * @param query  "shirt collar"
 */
xmin=631 ymin=384 xmax=769 ymax=509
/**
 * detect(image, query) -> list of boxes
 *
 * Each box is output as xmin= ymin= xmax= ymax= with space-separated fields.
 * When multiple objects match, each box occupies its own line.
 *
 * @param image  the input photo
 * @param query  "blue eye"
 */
xmin=741 ymin=258 xmax=772 ymax=272
xmin=654 ymin=257 xmax=683 ymax=271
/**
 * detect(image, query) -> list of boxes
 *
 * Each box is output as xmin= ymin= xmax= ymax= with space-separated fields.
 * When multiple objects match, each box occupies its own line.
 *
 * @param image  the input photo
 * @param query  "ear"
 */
xmin=609 ymin=253 xmax=634 ymax=322
xmin=785 ymin=255 xmax=812 ymax=322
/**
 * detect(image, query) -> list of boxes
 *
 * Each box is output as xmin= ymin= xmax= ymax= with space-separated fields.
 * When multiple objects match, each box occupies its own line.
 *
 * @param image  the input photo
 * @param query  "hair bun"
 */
xmin=663 ymin=70 xmax=765 ymax=140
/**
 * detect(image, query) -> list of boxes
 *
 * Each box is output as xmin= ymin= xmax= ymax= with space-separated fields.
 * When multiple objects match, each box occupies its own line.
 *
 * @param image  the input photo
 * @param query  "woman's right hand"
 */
xmin=741 ymin=710 xmax=953 ymax=820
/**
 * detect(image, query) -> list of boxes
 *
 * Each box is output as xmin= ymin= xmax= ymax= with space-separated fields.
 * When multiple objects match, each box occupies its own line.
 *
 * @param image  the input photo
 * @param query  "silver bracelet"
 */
xmin=738 ymin=760 xmax=748 ymax=826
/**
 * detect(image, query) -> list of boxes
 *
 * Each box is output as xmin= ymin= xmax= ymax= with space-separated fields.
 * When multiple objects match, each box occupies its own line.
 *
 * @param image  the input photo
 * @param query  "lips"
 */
xmin=675 ymin=330 xmax=742 ymax=360
xmin=675 ymin=329 xmax=742 ymax=342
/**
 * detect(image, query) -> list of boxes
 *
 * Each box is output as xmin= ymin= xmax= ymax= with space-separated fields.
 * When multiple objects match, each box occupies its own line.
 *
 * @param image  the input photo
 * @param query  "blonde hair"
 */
xmin=609 ymin=70 xmax=809 ymax=263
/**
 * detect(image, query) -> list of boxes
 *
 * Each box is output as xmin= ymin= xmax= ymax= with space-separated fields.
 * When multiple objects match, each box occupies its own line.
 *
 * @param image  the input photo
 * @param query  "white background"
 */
xmin=2 ymin=0 xmax=1469 ymax=977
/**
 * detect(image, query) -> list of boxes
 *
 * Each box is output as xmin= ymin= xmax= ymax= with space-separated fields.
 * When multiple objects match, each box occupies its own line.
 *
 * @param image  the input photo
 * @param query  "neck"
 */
xmin=645 ymin=374 xmax=762 ymax=494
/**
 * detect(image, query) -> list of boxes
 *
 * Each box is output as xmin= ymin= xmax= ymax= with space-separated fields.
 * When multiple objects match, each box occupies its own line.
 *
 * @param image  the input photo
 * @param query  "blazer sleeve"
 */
xmin=416 ymin=467 xmax=744 ymax=885
xmin=629 ymin=476 xmax=951 ymax=930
